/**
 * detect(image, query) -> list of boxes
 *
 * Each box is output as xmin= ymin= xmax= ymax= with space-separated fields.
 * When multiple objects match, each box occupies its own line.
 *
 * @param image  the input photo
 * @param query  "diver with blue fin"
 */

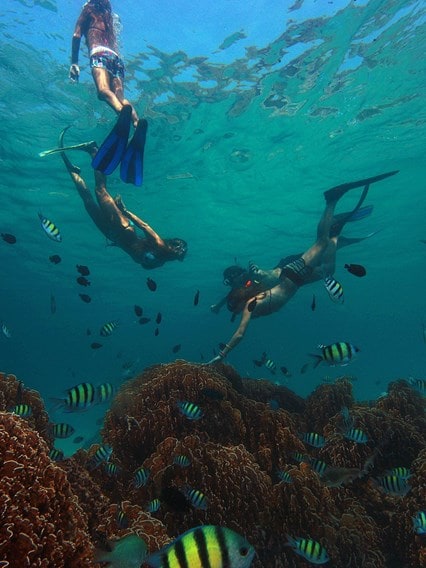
xmin=91 ymin=104 xmax=147 ymax=186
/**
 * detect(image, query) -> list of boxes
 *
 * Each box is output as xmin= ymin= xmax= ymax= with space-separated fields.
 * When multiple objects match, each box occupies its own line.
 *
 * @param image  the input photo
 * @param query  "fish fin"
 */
xmin=309 ymin=354 xmax=323 ymax=369
xmin=120 ymin=118 xmax=148 ymax=186
xmin=92 ymin=105 xmax=132 ymax=175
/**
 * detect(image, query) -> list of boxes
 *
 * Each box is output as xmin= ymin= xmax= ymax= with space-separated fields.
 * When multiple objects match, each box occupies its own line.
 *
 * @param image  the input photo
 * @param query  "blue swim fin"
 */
xmin=120 ymin=118 xmax=148 ymax=186
xmin=91 ymin=105 xmax=132 ymax=175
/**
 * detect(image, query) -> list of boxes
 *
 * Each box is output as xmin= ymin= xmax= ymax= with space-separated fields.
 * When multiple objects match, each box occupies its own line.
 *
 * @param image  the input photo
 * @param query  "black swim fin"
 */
xmin=91 ymin=105 xmax=132 ymax=175
xmin=324 ymin=170 xmax=399 ymax=203
xmin=119 ymin=118 xmax=148 ymax=186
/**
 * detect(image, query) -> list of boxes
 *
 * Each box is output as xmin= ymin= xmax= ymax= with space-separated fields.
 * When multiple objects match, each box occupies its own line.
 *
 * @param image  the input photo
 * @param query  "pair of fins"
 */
xmin=91 ymin=105 xmax=147 ymax=187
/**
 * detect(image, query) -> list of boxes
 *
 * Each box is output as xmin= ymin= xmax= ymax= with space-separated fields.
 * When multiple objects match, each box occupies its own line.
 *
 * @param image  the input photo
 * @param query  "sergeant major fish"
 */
xmin=38 ymin=212 xmax=62 ymax=242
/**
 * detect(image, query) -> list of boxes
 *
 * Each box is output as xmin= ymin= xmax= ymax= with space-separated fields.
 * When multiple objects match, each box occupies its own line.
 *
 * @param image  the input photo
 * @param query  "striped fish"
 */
xmin=51 ymin=422 xmax=75 ymax=438
xmin=96 ymin=382 xmax=115 ymax=403
xmin=277 ymin=470 xmax=293 ymax=484
xmin=343 ymin=427 xmax=368 ymax=444
xmin=117 ymin=508 xmax=129 ymax=529
xmin=324 ymin=275 xmax=344 ymax=303
xmin=173 ymin=455 xmax=191 ymax=467
xmin=59 ymin=382 xmax=96 ymax=411
xmin=177 ymin=401 xmax=203 ymax=420
xmin=375 ymin=474 xmax=411 ymax=496
xmin=145 ymin=525 xmax=255 ymax=568
xmin=9 ymin=404 xmax=32 ymax=417
xmin=184 ymin=486 xmax=208 ymax=510
xmin=386 ymin=466 xmax=411 ymax=479
xmin=413 ymin=511 xmax=426 ymax=535
xmin=301 ymin=432 xmax=326 ymax=448
xmin=134 ymin=466 xmax=151 ymax=488
xmin=285 ymin=535 xmax=329 ymax=565
xmin=38 ymin=212 xmax=62 ymax=242
xmin=49 ymin=448 xmax=64 ymax=462
xmin=147 ymin=498 xmax=161 ymax=513
xmin=265 ymin=358 xmax=277 ymax=374
xmin=407 ymin=377 xmax=426 ymax=395
xmin=311 ymin=342 xmax=359 ymax=368
xmin=292 ymin=452 xmax=306 ymax=463
xmin=308 ymin=458 xmax=328 ymax=477
xmin=105 ymin=462 xmax=121 ymax=477
xmin=1 ymin=322 xmax=11 ymax=338
xmin=100 ymin=321 xmax=119 ymax=337
xmin=88 ymin=444 xmax=113 ymax=469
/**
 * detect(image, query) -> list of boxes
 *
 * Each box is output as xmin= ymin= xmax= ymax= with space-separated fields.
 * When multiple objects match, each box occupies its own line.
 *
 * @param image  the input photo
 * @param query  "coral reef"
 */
xmin=0 ymin=372 xmax=51 ymax=444
xmin=0 ymin=411 xmax=93 ymax=566
xmin=1 ymin=366 xmax=424 ymax=567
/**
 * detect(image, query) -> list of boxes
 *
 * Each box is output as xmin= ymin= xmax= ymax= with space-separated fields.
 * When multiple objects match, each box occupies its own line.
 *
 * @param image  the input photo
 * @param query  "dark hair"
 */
xmin=86 ymin=0 xmax=115 ymax=46
xmin=223 ymin=265 xmax=247 ymax=286
xmin=165 ymin=238 xmax=187 ymax=259
xmin=226 ymin=281 xmax=262 ymax=314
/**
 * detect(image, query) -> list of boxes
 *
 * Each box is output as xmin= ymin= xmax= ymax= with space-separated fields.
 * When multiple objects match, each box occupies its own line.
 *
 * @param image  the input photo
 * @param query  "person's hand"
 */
xmin=210 ymin=304 xmax=220 ymax=314
xmin=69 ymin=64 xmax=80 ymax=83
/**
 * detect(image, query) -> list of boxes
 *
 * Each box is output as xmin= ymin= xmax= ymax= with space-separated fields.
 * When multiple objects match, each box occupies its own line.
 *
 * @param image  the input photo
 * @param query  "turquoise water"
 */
xmin=1 ymin=0 xmax=425 ymax=448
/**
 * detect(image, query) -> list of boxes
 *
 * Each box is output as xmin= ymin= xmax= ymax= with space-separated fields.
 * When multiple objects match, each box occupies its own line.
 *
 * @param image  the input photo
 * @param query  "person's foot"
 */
xmin=80 ymin=141 xmax=98 ymax=155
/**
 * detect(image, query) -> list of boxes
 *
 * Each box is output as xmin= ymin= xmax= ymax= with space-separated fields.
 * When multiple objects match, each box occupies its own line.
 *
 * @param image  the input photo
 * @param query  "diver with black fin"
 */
xmin=91 ymin=104 xmax=148 ymax=187
xmin=207 ymin=170 xmax=399 ymax=362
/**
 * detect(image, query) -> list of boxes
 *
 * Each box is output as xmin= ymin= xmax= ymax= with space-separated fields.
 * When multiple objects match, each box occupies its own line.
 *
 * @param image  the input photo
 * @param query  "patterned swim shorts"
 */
xmin=90 ymin=50 xmax=125 ymax=80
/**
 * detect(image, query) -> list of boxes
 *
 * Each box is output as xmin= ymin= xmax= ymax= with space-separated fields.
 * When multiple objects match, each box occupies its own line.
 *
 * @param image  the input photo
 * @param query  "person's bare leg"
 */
xmin=93 ymin=170 xmax=135 ymax=233
xmin=112 ymin=77 xmax=138 ymax=126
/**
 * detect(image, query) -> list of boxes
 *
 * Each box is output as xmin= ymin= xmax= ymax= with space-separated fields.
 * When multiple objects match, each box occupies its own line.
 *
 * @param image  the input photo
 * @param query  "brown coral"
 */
xmin=0 ymin=411 xmax=93 ymax=566
xmin=0 ymin=372 xmax=51 ymax=444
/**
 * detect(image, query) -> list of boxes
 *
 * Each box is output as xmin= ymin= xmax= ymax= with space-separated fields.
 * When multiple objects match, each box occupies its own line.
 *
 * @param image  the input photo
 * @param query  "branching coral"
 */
xmin=0 ymin=412 xmax=93 ymax=566
xmin=0 ymin=372 xmax=51 ymax=444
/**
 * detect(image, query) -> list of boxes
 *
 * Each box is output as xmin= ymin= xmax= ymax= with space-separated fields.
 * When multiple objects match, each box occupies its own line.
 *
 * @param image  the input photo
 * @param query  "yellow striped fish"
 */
xmin=146 ymin=525 xmax=255 ymax=568
xmin=38 ymin=212 xmax=62 ymax=242
xmin=100 ymin=321 xmax=119 ymax=337
xmin=324 ymin=275 xmax=344 ymax=303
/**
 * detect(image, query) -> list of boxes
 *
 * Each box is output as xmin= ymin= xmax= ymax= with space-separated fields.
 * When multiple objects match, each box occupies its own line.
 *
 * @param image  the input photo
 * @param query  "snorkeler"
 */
xmin=207 ymin=170 xmax=399 ymax=364
xmin=69 ymin=0 xmax=138 ymax=126
xmin=69 ymin=1 xmax=146 ymax=185
xmin=56 ymin=127 xmax=187 ymax=269
xmin=210 ymin=205 xmax=377 ymax=315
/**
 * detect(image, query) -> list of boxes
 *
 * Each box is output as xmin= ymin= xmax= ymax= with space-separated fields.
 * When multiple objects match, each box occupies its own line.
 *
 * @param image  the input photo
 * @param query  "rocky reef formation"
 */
xmin=0 ymin=365 xmax=424 ymax=567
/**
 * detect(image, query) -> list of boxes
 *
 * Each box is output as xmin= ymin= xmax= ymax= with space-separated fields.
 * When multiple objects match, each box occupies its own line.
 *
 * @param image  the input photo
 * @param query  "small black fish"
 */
xmin=139 ymin=317 xmax=151 ymax=325
xmin=77 ymin=276 xmax=91 ymax=287
xmin=344 ymin=263 xmax=366 ymax=277
xmin=280 ymin=366 xmax=292 ymax=377
xmin=86 ymin=328 xmax=91 ymax=336
xmin=1 ymin=233 xmax=16 ymax=244
xmin=49 ymin=254 xmax=61 ymax=264
xmin=147 ymin=277 xmax=157 ymax=291
xmin=156 ymin=312 xmax=162 ymax=324
xmin=134 ymin=305 xmax=143 ymax=317
xmin=193 ymin=290 xmax=200 ymax=306
xmin=247 ymin=298 xmax=257 ymax=312
xmin=154 ymin=327 xmax=159 ymax=336
xmin=73 ymin=436 xmax=84 ymax=444
xmin=311 ymin=294 xmax=316 ymax=311
xmin=91 ymin=342 xmax=103 ymax=349
xmin=79 ymin=294 xmax=91 ymax=303
xmin=76 ymin=264 xmax=90 ymax=276
xmin=253 ymin=359 xmax=263 ymax=367
xmin=50 ymin=293 xmax=56 ymax=315
xmin=172 ymin=344 xmax=181 ymax=353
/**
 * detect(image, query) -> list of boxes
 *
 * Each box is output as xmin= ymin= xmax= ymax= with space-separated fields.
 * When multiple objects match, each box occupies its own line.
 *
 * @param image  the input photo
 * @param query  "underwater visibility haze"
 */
xmin=0 ymin=0 xmax=425 ymax=566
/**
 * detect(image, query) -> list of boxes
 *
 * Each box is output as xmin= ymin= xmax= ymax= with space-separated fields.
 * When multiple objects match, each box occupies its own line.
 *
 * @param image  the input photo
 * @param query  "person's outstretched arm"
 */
xmin=69 ymin=8 xmax=88 ymax=82
xmin=207 ymin=305 xmax=253 ymax=364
